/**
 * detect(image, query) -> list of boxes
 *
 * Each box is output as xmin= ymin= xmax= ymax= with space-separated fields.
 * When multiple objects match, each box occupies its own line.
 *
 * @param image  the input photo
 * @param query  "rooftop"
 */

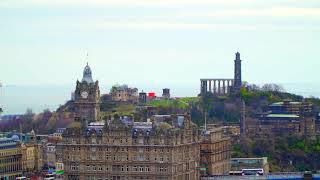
xmin=270 ymin=101 xmax=301 ymax=106
xmin=266 ymin=114 xmax=300 ymax=118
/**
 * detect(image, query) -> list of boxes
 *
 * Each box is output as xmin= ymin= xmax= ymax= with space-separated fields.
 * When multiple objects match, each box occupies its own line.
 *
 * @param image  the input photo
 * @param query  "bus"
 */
xmin=16 ymin=177 xmax=27 ymax=180
xmin=242 ymin=168 xmax=264 ymax=176
xmin=229 ymin=171 xmax=243 ymax=176
xmin=44 ymin=172 xmax=56 ymax=180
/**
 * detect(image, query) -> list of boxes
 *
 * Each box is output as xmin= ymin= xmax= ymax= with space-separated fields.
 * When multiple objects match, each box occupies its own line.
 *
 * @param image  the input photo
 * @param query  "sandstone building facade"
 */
xmin=200 ymin=127 xmax=231 ymax=176
xmin=110 ymin=85 xmax=138 ymax=103
xmin=21 ymin=130 xmax=44 ymax=175
xmin=245 ymin=99 xmax=316 ymax=140
xmin=0 ymin=136 xmax=22 ymax=179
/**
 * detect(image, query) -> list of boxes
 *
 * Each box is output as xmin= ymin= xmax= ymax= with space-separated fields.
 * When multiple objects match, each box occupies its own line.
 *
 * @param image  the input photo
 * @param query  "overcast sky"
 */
xmin=1 ymin=0 xmax=319 ymax=89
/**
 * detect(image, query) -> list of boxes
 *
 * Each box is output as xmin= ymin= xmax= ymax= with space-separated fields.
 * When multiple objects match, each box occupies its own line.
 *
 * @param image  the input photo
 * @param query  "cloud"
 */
xmin=0 ymin=0 xmax=262 ymax=8
xmin=2 ymin=0 xmax=319 ymax=8
xmin=83 ymin=21 xmax=257 ymax=30
xmin=179 ymin=7 xmax=320 ymax=18
xmin=81 ymin=21 xmax=320 ymax=31
xmin=34 ymin=19 xmax=318 ymax=32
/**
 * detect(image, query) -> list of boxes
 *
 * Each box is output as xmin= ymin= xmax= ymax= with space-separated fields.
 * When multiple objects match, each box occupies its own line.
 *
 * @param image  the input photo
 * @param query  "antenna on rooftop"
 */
xmin=85 ymin=51 xmax=89 ymax=64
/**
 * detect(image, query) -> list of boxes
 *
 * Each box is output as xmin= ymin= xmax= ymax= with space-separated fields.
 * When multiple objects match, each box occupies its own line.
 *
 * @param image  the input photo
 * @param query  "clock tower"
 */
xmin=74 ymin=63 xmax=100 ymax=125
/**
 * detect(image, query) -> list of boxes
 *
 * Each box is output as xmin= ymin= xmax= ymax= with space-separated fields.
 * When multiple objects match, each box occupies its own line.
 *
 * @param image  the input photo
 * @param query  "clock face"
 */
xmin=81 ymin=91 xmax=89 ymax=99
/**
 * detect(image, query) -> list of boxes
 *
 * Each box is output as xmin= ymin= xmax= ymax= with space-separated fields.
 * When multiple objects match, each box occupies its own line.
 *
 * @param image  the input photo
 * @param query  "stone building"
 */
xmin=0 ymin=136 xmax=22 ymax=179
xmin=21 ymin=130 xmax=43 ymax=174
xmin=74 ymin=63 xmax=101 ymax=124
xmin=230 ymin=157 xmax=269 ymax=175
xmin=44 ymin=143 xmax=56 ymax=168
xmin=269 ymin=99 xmax=312 ymax=115
xmin=316 ymin=113 xmax=320 ymax=135
xmin=139 ymin=91 xmax=147 ymax=105
xmin=304 ymin=116 xmax=316 ymax=140
xmin=200 ymin=127 xmax=231 ymax=176
xmin=200 ymin=52 xmax=243 ymax=96
xmin=162 ymin=89 xmax=170 ymax=99
xmin=110 ymin=85 xmax=138 ymax=103
xmin=246 ymin=100 xmax=316 ymax=139
xmin=60 ymin=115 xmax=201 ymax=180
xmin=58 ymin=64 xmax=201 ymax=180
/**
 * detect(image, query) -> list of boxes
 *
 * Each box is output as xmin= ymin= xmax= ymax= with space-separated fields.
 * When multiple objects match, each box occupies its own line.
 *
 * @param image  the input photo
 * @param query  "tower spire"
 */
xmin=234 ymin=51 xmax=242 ymax=92
xmin=82 ymin=52 xmax=94 ymax=83
xmin=235 ymin=51 xmax=240 ymax=61
xmin=86 ymin=51 xmax=89 ymax=65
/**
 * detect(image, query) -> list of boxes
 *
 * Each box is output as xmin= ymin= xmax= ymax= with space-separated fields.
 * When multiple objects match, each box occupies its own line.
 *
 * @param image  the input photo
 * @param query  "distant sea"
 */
xmin=0 ymin=83 xmax=319 ymax=115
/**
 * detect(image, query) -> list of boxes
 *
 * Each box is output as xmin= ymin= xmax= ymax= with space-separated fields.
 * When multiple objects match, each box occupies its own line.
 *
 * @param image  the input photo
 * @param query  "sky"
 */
xmin=0 ymin=0 xmax=320 ymax=90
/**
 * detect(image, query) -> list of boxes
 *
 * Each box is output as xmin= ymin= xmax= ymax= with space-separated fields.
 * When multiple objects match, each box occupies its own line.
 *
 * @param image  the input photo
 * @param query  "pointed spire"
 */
xmin=82 ymin=62 xmax=94 ymax=83
xmin=235 ymin=51 xmax=241 ymax=61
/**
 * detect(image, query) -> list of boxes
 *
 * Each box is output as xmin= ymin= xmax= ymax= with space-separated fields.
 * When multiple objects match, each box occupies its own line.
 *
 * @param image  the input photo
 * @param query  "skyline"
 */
xmin=1 ymin=0 xmax=320 ymax=87
xmin=1 ymin=0 xmax=320 ymax=114
xmin=1 ymin=82 xmax=320 ymax=115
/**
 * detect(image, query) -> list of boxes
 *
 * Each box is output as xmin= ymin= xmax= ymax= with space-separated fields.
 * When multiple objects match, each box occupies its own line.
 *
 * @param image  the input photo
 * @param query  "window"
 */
xmin=71 ymin=164 xmax=78 ymax=171
xmin=160 ymin=156 xmax=164 ymax=162
xmin=98 ymin=165 xmax=103 ymax=171
xmin=146 ymin=166 xmax=150 ymax=172
xmin=91 ymin=154 xmax=96 ymax=160
xmin=139 ymin=166 xmax=144 ymax=172
xmin=133 ymin=166 xmax=138 ymax=172
xmin=159 ymin=166 xmax=167 ymax=172
xmin=138 ymin=154 xmax=144 ymax=161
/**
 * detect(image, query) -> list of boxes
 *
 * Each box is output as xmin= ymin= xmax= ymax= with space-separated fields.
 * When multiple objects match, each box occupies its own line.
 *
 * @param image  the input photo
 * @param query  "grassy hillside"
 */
xmin=146 ymin=97 xmax=199 ymax=110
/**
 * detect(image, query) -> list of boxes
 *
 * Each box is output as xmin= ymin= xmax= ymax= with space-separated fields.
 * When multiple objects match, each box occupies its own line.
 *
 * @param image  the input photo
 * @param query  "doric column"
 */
xmin=223 ymin=80 xmax=226 ymax=94
xmin=218 ymin=80 xmax=221 ymax=95
xmin=209 ymin=80 xmax=212 ymax=93
xmin=200 ymin=80 xmax=204 ymax=94
xmin=204 ymin=81 xmax=208 ymax=93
